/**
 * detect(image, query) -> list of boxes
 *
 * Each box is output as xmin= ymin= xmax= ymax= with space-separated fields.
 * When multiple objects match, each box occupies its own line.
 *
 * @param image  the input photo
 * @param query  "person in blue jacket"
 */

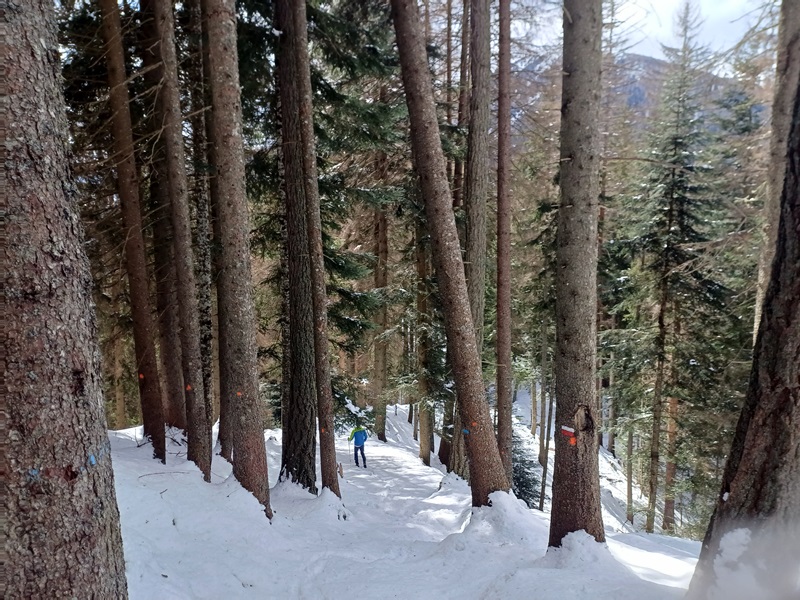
xmin=348 ymin=423 xmax=369 ymax=468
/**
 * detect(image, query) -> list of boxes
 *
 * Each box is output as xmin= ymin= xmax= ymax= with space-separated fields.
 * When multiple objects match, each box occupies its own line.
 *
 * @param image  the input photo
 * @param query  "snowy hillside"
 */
xmin=111 ymin=402 xmax=699 ymax=599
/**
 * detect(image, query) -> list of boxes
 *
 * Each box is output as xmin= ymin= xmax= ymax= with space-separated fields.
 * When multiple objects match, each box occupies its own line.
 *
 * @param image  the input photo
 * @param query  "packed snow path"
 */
xmin=111 ymin=405 xmax=698 ymax=599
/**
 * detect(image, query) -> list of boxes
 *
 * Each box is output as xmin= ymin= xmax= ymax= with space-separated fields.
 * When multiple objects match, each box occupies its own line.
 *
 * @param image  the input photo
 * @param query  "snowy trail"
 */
xmin=111 ymin=404 xmax=697 ymax=599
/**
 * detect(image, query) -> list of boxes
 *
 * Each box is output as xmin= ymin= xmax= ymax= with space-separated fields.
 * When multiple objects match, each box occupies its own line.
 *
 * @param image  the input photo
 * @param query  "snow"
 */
xmin=111 ymin=401 xmax=700 ymax=599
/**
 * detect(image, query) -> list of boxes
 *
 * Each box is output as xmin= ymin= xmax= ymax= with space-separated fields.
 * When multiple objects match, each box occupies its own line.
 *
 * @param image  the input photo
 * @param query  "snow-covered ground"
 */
xmin=111 ymin=395 xmax=700 ymax=599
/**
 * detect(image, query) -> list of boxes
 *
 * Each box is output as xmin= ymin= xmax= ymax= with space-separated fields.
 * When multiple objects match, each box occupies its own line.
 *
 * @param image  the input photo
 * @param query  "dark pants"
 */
xmin=354 ymin=445 xmax=366 ymax=467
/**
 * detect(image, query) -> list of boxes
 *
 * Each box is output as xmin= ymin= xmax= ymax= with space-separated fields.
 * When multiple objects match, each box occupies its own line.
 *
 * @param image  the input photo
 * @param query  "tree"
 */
xmin=464 ymin=0 xmax=490 ymax=357
xmin=277 ymin=0 xmax=319 ymax=493
xmin=687 ymin=31 xmax=800 ymax=597
xmin=98 ymin=0 xmax=166 ymax=461
xmin=495 ymin=0 xmax=513 ymax=483
xmin=627 ymin=4 xmax=732 ymax=533
xmin=391 ymin=0 xmax=509 ymax=506
xmin=138 ymin=0 xmax=187 ymax=432
xmin=373 ymin=193 xmax=390 ymax=443
xmin=152 ymin=0 xmax=212 ymax=480
xmin=6 ymin=1 xmax=128 ymax=594
xmin=548 ymin=0 xmax=605 ymax=547
xmin=752 ymin=0 xmax=800 ymax=341
xmin=294 ymin=0 xmax=341 ymax=498
xmin=206 ymin=0 xmax=272 ymax=512
xmin=416 ymin=219 xmax=434 ymax=465
xmin=185 ymin=0 xmax=216 ymax=438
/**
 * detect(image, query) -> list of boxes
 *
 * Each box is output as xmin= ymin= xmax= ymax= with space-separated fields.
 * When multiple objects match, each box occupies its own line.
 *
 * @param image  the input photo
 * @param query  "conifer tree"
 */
xmin=391 ymin=0 xmax=509 ymax=506
xmin=629 ymin=4 xmax=732 ymax=532
xmin=548 ymin=0 xmax=605 ymax=547
xmin=206 ymin=0 xmax=272 ymax=512
xmin=7 ymin=1 xmax=128 ymax=593
xmin=98 ymin=0 xmax=166 ymax=462
xmin=688 ymin=33 xmax=800 ymax=596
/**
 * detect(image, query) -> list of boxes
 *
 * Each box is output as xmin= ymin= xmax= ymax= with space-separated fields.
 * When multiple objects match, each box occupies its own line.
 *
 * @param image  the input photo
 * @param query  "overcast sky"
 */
xmin=618 ymin=0 xmax=762 ymax=59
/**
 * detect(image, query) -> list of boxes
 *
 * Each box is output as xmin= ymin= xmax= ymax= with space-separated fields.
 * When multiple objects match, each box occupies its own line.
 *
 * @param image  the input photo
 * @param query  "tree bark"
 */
xmin=538 ymin=389 xmax=554 ymax=512
xmin=529 ymin=349 xmax=537 ymax=438
xmin=199 ymin=0 xmax=230 ymax=456
xmin=417 ymin=220 xmax=432 ymax=465
xmin=153 ymin=0 xmax=212 ymax=480
xmin=373 ymin=155 xmax=390 ymax=442
xmin=538 ymin=318 xmax=548 ymax=466
xmin=662 ymin=391 xmax=679 ymax=532
xmin=626 ymin=430 xmax=634 ymax=524
xmin=646 ymin=279 xmax=669 ymax=533
xmin=607 ymin=352 xmax=616 ymax=457
xmin=149 ymin=172 xmax=186 ymax=430
xmin=663 ymin=316 xmax=680 ymax=533
xmin=292 ymin=0 xmax=341 ymax=498
xmin=495 ymin=0 xmax=513 ymax=484
xmin=752 ymin=1 xmax=800 ymax=343
xmin=438 ymin=392 xmax=455 ymax=468
xmin=688 ymin=42 xmax=800 ymax=598
xmin=187 ymin=0 xmax=216 ymax=441
xmin=99 ymin=0 xmax=166 ymax=462
xmin=205 ymin=0 xmax=272 ymax=511
xmin=391 ymin=0 xmax=509 ymax=506
xmin=138 ymin=0 xmax=187 ymax=432
xmin=452 ymin=0 xmax=470 ymax=208
xmin=6 ymin=2 xmax=128 ymax=593
xmin=548 ymin=0 xmax=605 ymax=547
xmin=276 ymin=0 xmax=319 ymax=493
xmin=464 ymin=0 xmax=490 ymax=358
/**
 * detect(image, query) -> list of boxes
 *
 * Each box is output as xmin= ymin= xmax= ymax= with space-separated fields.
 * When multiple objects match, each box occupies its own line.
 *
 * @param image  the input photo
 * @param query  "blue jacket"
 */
xmin=349 ymin=426 xmax=368 ymax=446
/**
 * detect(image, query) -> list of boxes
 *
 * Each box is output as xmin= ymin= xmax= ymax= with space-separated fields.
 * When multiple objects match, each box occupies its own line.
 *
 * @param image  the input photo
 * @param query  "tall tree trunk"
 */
xmin=549 ymin=0 xmax=605 ymax=547
xmin=607 ymin=352 xmax=616 ymax=457
xmin=373 ymin=158 xmax=390 ymax=442
xmin=7 ymin=2 xmax=128 ymax=593
xmin=113 ymin=331 xmax=127 ymax=429
xmin=417 ymin=220 xmax=432 ymax=465
xmin=139 ymin=0 xmax=187 ymax=432
xmin=99 ymin=0 xmax=166 ymax=461
xmin=445 ymin=0 xmax=454 ymax=182
xmin=205 ymin=0 xmax=272 ymax=511
xmin=495 ymin=0 xmax=513 ymax=484
xmin=538 ymin=389 xmax=554 ymax=512
xmin=111 ymin=278 xmax=129 ymax=429
xmin=688 ymin=48 xmax=800 ymax=598
xmin=452 ymin=0 xmax=470 ymax=208
xmin=646 ymin=280 xmax=669 ymax=533
xmin=626 ymin=429 xmax=634 ymax=524
xmin=464 ymin=0 xmax=490 ymax=358
xmin=450 ymin=404 xmax=470 ymax=478
xmin=529 ymin=349 xmax=538 ymax=437
xmin=153 ymin=0 xmax=212 ymax=480
xmin=662 ymin=314 xmax=680 ymax=532
xmin=150 ymin=172 xmax=186 ymax=429
xmin=391 ymin=0 xmax=509 ymax=507
xmin=276 ymin=0 xmax=319 ymax=493
xmin=292 ymin=0 xmax=341 ymax=498
xmin=538 ymin=318 xmax=548 ymax=466
xmin=662 ymin=392 xmax=678 ymax=532
xmin=186 ymin=0 xmax=215 ymax=440
xmin=438 ymin=393 xmax=455 ymax=468
xmin=752 ymin=1 xmax=800 ymax=343
xmin=446 ymin=0 xmax=471 ymax=478
xmin=280 ymin=214 xmax=291 ymax=438
xmin=198 ymin=0 xmax=229 ymax=456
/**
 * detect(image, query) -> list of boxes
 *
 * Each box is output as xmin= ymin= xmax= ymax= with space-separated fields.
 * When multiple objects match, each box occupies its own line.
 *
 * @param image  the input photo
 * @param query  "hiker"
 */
xmin=349 ymin=423 xmax=368 ymax=468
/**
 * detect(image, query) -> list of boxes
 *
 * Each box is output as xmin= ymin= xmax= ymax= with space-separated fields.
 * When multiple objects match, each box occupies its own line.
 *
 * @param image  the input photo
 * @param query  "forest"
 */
xmin=6 ymin=0 xmax=799 ymax=598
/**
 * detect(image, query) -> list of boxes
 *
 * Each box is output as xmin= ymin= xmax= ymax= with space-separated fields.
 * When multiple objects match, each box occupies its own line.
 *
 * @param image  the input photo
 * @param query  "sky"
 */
xmin=620 ymin=0 xmax=763 ymax=59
